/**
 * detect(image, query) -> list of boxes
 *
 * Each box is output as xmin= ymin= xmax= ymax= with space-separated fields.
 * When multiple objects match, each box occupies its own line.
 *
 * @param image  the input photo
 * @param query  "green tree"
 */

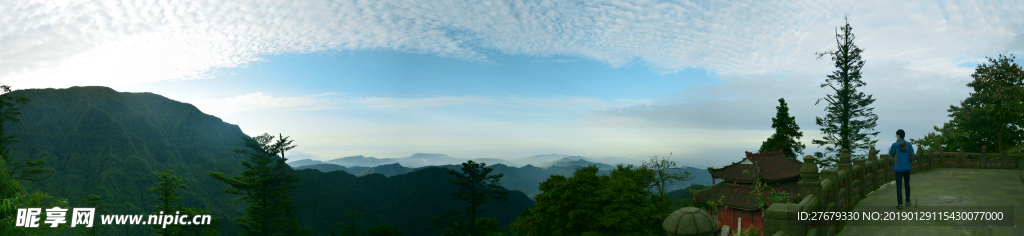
xmin=431 ymin=160 xmax=508 ymax=236
xmin=79 ymin=194 xmax=111 ymax=236
xmin=209 ymin=133 xmax=305 ymax=236
xmin=640 ymin=155 xmax=691 ymax=200
xmin=760 ymin=98 xmax=806 ymax=159
xmin=936 ymin=54 xmax=1024 ymax=153
xmin=909 ymin=130 xmax=949 ymax=152
xmin=812 ymin=17 xmax=880 ymax=168
xmin=366 ymin=224 xmax=404 ymax=236
xmin=340 ymin=210 xmax=363 ymax=236
xmin=0 ymin=85 xmax=66 ymax=235
xmin=271 ymin=133 xmax=306 ymax=235
xmin=150 ymin=168 xmax=190 ymax=236
xmin=0 ymin=85 xmax=49 ymax=182
xmin=519 ymin=165 xmax=662 ymax=236
xmin=179 ymin=208 xmax=221 ymax=236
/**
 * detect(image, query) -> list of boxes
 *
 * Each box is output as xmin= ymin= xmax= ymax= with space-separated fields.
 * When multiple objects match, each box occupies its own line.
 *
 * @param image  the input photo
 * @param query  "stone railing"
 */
xmin=758 ymin=147 xmax=1023 ymax=236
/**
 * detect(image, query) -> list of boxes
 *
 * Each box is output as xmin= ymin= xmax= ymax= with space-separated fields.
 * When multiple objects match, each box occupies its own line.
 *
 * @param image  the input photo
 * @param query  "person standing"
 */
xmin=889 ymin=129 xmax=914 ymax=209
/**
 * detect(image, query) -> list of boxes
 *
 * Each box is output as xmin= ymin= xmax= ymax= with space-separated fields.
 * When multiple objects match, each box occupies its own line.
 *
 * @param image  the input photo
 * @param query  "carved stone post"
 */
xmin=1003 ymin=151 xmax=1010 ymax=169
xmin=938 ymin=149 xmax=945 ymax=168
xmin=853 ymin=159 xmax=865 ymax=198
xmin=921 ymin=144 xmax=929 ymax=170
xmin=868 ymin=150 xmax=879 ymax=190
xmin=959 ymin=150 xmax=966 ymax=168
xmin=980 ymin=146 xmax=987 ymax=168
xmin=800 ymin=155 xmax=821 ymax=211
xmin=839 ymin=149 xmax=852 ymax=174
xmin=927 ymin=150 xmax=934 ymax=170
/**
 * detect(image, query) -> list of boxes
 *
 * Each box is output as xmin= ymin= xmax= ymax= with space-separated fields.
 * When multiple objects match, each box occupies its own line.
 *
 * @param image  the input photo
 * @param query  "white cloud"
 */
xmin=3 ymin=0 xmax=1022 ymax=88
xmin=194 ymin=92 xmax=340 ymax=118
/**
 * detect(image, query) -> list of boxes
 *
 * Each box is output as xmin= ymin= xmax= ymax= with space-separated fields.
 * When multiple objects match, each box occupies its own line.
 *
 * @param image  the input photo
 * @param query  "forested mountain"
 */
xmin=5 ymin=86 xmax=533 ymax=235
xmin=7 ymin=86 xmax=250 ymax=235
xmin=293 ymin=167 xmax=534 ymax=236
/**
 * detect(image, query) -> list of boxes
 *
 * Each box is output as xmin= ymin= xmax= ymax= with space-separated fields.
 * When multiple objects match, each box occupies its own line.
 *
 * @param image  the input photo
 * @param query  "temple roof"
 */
xmin=707 ymin=150 xmax=802 ymax=182
xmin=688 ymin=180 xmax=801 ymax=211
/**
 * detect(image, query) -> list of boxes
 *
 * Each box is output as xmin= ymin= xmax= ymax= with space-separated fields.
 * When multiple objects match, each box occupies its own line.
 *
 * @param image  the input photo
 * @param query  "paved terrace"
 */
xmin=837 ymin=168 xmax=1024 ymax=236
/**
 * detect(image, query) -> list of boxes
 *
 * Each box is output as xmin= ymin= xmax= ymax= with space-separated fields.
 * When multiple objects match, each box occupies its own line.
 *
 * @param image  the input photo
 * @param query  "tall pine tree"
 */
xmin=812 ymin=17 xmax=880 ymax=168
xmin=759 ymin=98 xmax=806 ymax=159
xmin=208 ymin=133 xmax=307 ymax=236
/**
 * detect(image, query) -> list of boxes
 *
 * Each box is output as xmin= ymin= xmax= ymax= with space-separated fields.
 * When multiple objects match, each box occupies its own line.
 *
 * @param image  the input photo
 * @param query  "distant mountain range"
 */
xmin=295 ymin=157 xmax=713 ymax=199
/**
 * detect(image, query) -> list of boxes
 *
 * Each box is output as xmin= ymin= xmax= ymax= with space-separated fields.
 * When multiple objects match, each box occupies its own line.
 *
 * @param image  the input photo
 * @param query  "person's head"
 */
xmin=896 ymin=129 xmax=905 ymax=139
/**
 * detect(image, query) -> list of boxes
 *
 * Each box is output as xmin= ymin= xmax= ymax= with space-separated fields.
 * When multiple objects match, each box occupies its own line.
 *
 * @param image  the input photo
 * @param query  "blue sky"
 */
xmin=3 ymin=0 xmax=1023 ymax=168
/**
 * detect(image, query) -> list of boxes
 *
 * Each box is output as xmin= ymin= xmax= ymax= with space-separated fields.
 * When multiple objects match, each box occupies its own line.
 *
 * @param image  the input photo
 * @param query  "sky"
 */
xmin=3 ymin=0 xmax=1023 ymax=168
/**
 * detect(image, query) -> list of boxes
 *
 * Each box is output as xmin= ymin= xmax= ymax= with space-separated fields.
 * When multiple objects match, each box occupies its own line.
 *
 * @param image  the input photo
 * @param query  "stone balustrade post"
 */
xmin=853 ymin=158 xmax=865 ymax=197
xmin=867 ymin=149 xmax=879 ymax=190
xmin=921 ymin=144 xmax=929 ymax=170
xmin=938 ymin=149 xmax=945 ymax=168
xmin=954 ymin=149 xmax=962 ymax=168
xmin=980 ymin=146 xmax=987 ymax=168
xmin=1003 ymin=151 xmax=1010 ymax=169
xmin=799 ymin=155 xmax=821 ymax=210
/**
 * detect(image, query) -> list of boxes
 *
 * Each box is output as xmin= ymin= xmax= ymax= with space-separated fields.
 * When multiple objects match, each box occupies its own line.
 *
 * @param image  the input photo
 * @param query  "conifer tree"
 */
xmin=812 ymin=17 xmax=880 ymax=168
xmin=208 ymin=133 xmax=308 ymax=236
xmin=79 ymin=194 xmax=111 ymax=236
xmin=759 ymin=98 xmax=806 ymax=159
xmin=149 ymin=168 xmax=189 ymax=236
xmin=0 ymin=85 xmax=49 ymax=181
xmin=431 ymin=160 xmax=508 ymax=236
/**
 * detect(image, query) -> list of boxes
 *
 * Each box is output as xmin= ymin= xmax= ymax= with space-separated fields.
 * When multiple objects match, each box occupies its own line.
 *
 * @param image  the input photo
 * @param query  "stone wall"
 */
xmin=756 ymin=146 xmax=1022 ymax=236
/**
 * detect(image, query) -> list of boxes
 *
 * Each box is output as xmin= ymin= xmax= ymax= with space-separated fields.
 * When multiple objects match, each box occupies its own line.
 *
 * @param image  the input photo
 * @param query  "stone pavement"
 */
xmin=837 ymin=168 xmax=1024 ymax=236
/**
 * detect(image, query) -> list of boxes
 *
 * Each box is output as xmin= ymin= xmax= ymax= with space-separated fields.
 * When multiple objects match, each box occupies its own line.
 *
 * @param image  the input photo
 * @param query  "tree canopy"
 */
xmin=931 ymin=54 xmax=1024 ymax=153
xmin=760 ymin=98 xmax=806 ymax=159
xmin=514 ymin=165 xmax=663 ymax=236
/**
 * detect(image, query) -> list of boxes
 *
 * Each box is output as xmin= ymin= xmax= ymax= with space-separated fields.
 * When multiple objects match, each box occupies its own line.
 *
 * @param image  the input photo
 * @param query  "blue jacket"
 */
xmin=889 ymin=138 xmax=915 ymax=172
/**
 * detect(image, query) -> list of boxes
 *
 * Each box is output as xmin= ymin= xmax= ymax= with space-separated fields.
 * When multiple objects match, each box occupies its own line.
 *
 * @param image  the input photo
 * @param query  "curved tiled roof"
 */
xmin=688 ymin=180 xmax=801 ymax=211
xmin=708 ymin=150 xmax=802 ymax=182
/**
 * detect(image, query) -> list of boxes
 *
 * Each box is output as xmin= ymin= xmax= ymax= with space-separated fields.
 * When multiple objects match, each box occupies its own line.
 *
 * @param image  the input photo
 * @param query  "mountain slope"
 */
xmin=7 ymin=86 xmax=250 ymax=235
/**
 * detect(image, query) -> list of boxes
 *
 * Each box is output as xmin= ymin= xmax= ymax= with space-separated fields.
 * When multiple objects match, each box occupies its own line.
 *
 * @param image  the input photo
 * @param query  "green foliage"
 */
xmin=760 ymin=98 xmax=806 ymax=159
xmin=149 ymin=168 xmax=189 ymax=236
xmin=341 ymin=210 xmax=364 ymax=236
xmin=910 ymin=130 xmax=949 ymax=152
xmin=641 ymin=154 xmax=692 ymax=200
xmin=0 ymin=85 xmax=50 ymax=182
xmin=208 ymin=133 xmax=306 ymax=236
xmin=366 ymin=223 xmax=404 ymax=236
xmin=935 ymin=54 xmax=1024 ymax=153
xmin=517 ymin=165 xmax=663 ymax=236
xmin=740 ymin=170 xmax=796 ymax=211
xmin=441 ymin=217 xmax=502 ymax=236
xmin=812 ymin=17 xmax=880 ymax=168
xmin=178 ymin=207 xmax=221 ymax=236
xmin=432 ymin=160 xmax=509 ymax=236
xmin=78 ymin=194 xmax=111 ymax=236
xmin=291 ymin=167 xmax=532 ymax=236
xmin=6 ymin=86 xmax=262 ymax=235
xmin=732 ymin=227 xmax=761 ymax=236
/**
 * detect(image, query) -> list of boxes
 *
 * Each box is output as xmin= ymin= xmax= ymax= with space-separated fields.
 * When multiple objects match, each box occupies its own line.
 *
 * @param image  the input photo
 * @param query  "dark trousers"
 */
xmin=895 ymin=170 xmax=910 ymax=205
